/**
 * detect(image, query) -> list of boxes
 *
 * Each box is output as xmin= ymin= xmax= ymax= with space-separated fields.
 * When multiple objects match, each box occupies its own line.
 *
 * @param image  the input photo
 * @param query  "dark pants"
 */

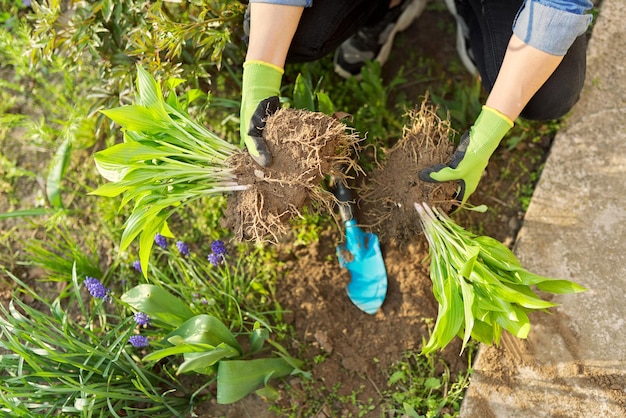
xmin=287 ymin=0 xmax=588 ymax=121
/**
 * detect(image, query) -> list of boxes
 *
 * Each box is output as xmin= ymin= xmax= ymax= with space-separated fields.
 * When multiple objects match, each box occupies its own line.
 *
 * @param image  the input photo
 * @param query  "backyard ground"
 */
xmin=0 ymin=3 xmax=557 ymax=418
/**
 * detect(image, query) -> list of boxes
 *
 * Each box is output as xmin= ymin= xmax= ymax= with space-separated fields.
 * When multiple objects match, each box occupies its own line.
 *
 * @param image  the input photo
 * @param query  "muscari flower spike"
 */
xmin=133 ymin=312 xmax=150 ymax=326
xmin=176 ymin=240 xmax=190 ymax=256
xmin=154 ymin=233 xmax=167 ymax=249
xmin=207 ymin=253 xmax=222 ymax=267
xmin=84 ymin=277 xmax=110 ymax=301
xmin=129 ymin=335 xmax=149 ymax=348
xmin=211 ymin=240 xmax=227 ymax=257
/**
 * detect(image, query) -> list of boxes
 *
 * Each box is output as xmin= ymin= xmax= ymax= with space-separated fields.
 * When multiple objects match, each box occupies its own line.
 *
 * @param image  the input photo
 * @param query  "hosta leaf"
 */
xmin=93 ymin=142 xmax=174 ymax=182
xmin=316 ymin=92 xmax=335 ymax=115
xmin=119 ymin=203 xmax=164 ymax=251
xmin=495 ymin=306 xmax=531 ymax=339
xmin=121 ymin=284 xmax=194 ymax=329
xmin=470 ymin=319 xmax=495 ymax=344
xmin=422 ymin=279 xmax=464 ymax=355
xmin=535 ymin=279 xmax=587 ymax=294
xmin=138 ymin=213 xmax=168 ymax=277
xmin=458 ymin=278 xmax=475 ymax=352
xmin=136 ymin=64 xmax=163 ymax=107
xmin=142 ymin=341 xmax=218 ymax=363
xmin=178 ymin=344 xmax=240 ymax=375
xmin=216 ymin=358 xmax=295 ymax=404
xmin=90 ymin=181 xmax=131 ymax=197
xmin=164 ymin=314 xmax=241 ymax=353
xmin=249 ymin=326 xmax=269 ymax=354
xmin=475 ymin=236 xmax=522 ymax=266
xmin=293 ymin=73 xmax=315 ymax=111
xmin=100 ymin=105 xmax=167 ymax=134
xmin=515 ymin=270 xmax=587 ymax=293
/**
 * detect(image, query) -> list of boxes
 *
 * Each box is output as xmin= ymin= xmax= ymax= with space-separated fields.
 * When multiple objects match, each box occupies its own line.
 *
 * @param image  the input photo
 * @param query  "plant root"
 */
xmin=223 ymin=108 xmax=361 ymax=243
xmin=359 ymin=98 xmax=458 ymax=244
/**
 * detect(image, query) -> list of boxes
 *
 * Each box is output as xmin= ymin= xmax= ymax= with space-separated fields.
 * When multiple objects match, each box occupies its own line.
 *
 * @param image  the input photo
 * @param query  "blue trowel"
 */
xmin=333 ymin=179 xmax=388 ymax=314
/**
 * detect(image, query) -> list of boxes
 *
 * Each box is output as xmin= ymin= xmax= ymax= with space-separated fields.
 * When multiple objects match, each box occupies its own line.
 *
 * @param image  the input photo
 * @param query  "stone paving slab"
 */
xmin=459 ymin=0 xmax=626 ymax=416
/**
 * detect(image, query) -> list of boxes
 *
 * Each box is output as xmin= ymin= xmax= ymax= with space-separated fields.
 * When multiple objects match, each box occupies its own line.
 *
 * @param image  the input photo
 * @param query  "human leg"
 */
xmin=286 ymin=0 xmax=391 ymax=63
xmin=332 ymin=0 xmax=429 ymax=78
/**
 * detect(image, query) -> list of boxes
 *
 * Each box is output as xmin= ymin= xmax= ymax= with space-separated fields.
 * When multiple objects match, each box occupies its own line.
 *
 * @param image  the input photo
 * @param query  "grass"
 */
xmin=0 ymin=1 xmax=566 ymax=416
xmin=383 ymin=346 xmax=475 ymax=418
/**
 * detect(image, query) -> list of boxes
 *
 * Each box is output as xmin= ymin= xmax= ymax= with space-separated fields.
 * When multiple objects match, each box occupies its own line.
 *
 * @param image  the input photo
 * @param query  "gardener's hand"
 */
xmin=419 ymin=106 xmax=513 ymax=206
xmin=240 ymin=60 xmax=283 ymax=167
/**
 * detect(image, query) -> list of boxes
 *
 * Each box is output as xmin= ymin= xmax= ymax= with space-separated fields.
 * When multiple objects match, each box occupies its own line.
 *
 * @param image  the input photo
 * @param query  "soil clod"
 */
xmin=223 ymin=108 xmax=360 ymax=242
xmin=359 ymin=99 xmax=459 ymax=244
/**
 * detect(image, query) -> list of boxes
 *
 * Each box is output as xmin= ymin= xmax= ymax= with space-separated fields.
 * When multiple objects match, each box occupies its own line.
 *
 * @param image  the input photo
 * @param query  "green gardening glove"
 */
xmin=240 ymin=60 xmax=283 ymax=167
xmin=419 ymin=106 xmax=513 ymax=206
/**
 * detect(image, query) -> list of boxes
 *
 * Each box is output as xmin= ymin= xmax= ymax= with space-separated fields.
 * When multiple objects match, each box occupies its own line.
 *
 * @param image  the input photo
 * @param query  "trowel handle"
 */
xmin=333 ymin=179 xmax=355 ymax=223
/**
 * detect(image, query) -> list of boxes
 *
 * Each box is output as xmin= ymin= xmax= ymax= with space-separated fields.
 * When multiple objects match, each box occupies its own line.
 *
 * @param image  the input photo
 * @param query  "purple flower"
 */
xmin=133 ymin=312 xmax=150 ymax=326
xmin=211 ymin=240 xmax=227 ymax=257
xmin=129 ymin=335 xmax=149 ymax=348
xmin=84 ymin=277 xmax=110 ymax=300
xmin=207 ymin=253 xmax=222 ymax=267
xmin=176 ymin=240 xmax=190 ymax=256
xmin=154 ymin=233 xmax=167 ymax=249
xmin=132 ymin=260 xmax=142 ymax=273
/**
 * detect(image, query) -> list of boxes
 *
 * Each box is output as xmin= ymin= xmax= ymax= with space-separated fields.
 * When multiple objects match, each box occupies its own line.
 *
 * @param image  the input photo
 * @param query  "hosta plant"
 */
xmin=414 ymin=202 xmax=586 ymax=354
xmin=121 ymin=284 xmax=308 ymax=404
xmin=91 ymin=65 xmax=248 ymax=275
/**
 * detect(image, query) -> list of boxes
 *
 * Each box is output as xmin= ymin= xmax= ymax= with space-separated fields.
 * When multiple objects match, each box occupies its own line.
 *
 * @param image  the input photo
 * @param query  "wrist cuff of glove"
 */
xmin=242 ymin=60 xmax=283 ymax=105
xmin=469 ymin=105 xmax=514 ymax=158
xmin=243 ymin=60 xmax=285 ymax=75
xmin=482 ymin=105 xmax=514 ymax=128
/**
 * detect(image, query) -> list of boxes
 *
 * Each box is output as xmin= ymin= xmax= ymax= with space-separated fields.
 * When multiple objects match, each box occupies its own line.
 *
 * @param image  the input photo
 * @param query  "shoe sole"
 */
xmin=334 ymin=0 xmax=429 ymax=79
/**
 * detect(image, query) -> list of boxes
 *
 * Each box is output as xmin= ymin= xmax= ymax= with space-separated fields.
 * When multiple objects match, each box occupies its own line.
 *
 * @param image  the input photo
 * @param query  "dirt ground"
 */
xmin=0 ymin=4 xmax=560 ymax=418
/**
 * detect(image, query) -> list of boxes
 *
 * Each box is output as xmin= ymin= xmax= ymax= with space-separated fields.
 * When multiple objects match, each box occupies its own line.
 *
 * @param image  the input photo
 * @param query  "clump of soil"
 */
xmin=223 ymin=108 xmax=360 ymax=242
xmin=359 ymin=99 xmax=458 ymax=244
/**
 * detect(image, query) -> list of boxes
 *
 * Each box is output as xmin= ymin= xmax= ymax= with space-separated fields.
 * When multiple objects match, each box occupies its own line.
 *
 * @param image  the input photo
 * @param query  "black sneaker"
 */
xmin=444 ymin=0 xmax=477 ymax=75
xmin=333 ymin=0 xmax=428 ymax=79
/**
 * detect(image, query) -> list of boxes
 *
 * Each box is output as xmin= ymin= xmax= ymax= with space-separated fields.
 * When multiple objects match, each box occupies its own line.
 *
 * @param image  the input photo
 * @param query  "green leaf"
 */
xmin=177 ymin=344 xmax=240 ymax=375
xmin=422 ymin=279 xmax=464 ymax=354
xmin=92 ymin=141 xmax=174 ymax=182
xmin=0 ymin=208 xmax=57 ymax=219
xmin=424 ymin=377 xmax=441 ymax=389
xmin=495 ymin=306 xmax=531 ymax=339
xmin=458 ymin=278 xmax=475 ymax=352
xmin=121 ymin=284 xmax=194 ymax=329
xmin=316 ymin=92 xmax=335 ymax=115
xmin=514 ymin=270 xmax=587 ymax=293
xmin=100 ymin=105 xmax=167 ymax=134
xmin=137 ymin=214 xmax=166 ymax=277
xmin=249 ymin=324 xmax=269 ymax=354
xmin=216 ymin=358 xmax=294 ymax=404
xmin=293 ymin=73 xmax=315 ymax=111
xmin=89 ymin=181 xmax=131 ymax=197
xmin=142 ymin=341 xmax=218 ymax=363
xmin=135 ymin=64 xmax=163 ymax=107
xmin=535 ymin=279 xmax=587 ymax=294
xmin=470 ymin=319 xmax=495 ymax=344
xmin=475 ymin=235 xmax=522 ymax=270
xmin=163 ymin=314 xmax=241 ymax=353
xmin=47 ymin=137 xmax=72 ymax=209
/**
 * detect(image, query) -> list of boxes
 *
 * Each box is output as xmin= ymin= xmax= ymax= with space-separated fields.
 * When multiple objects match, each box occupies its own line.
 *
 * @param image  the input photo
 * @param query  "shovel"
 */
xmin=333 ymin=179 xmax=388 ymax=314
